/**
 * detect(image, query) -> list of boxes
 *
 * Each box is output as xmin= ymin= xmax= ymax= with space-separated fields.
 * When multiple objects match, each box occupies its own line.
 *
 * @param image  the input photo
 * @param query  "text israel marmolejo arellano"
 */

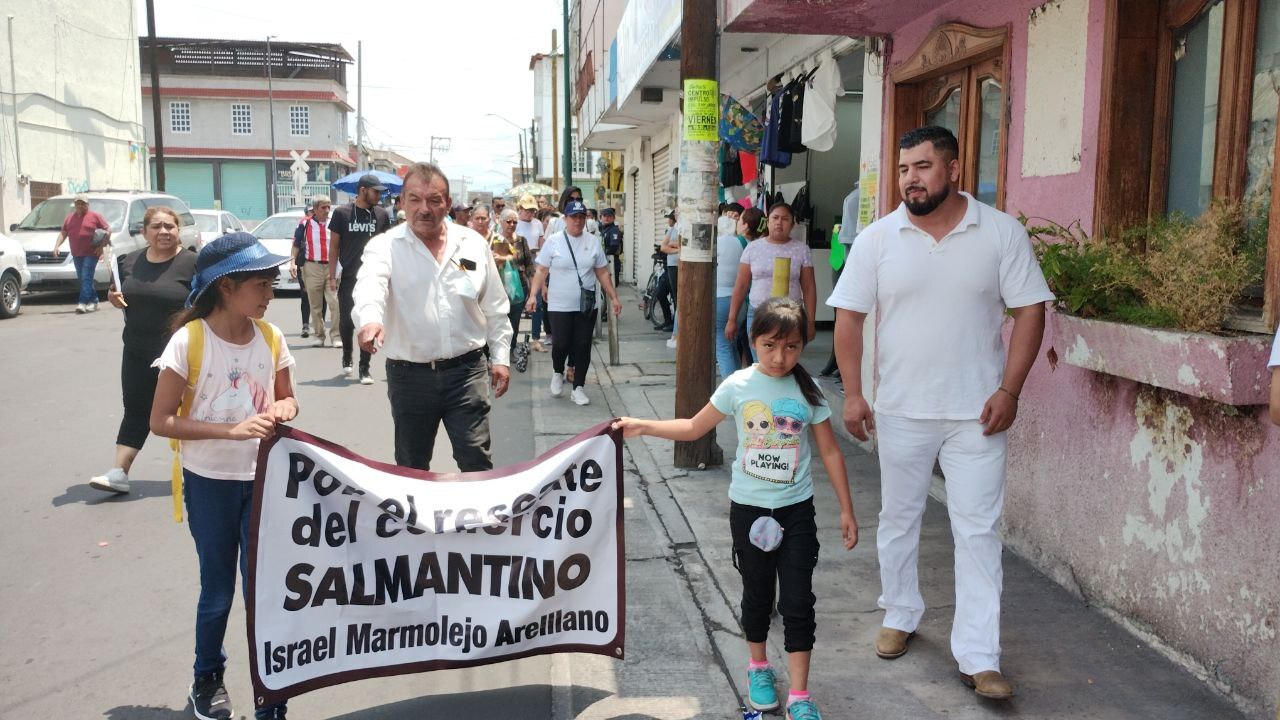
xmin=245 ymin=422 xmax=625 ymax=707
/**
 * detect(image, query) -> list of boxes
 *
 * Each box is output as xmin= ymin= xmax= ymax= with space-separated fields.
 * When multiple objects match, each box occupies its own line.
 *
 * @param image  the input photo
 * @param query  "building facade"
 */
xmin=0 ymin=0 xmax=147 ymax=229
xmin=575 ymin=0 xmax=1278 ymax=715
xmin=140 ymin=38 xmax=355 ymax=223
xmin=531 ymin=48 xmax=601 ymax=205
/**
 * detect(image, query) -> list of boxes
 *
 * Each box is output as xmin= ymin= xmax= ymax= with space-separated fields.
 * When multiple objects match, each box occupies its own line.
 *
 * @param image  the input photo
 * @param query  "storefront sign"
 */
xmin=683 ymin=79 xmax=719 ymax=142
xmin=246 ymin=424 xmax=624 ymax=707
xmin=616 ymin=0 xmax=681 ymax=106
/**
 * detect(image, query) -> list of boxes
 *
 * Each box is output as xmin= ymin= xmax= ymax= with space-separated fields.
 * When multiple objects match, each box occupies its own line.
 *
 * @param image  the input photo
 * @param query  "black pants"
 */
xmin=658 ymin=264 xmax=678 ymax=325
xmin=507 ymin=300 xmax=524 ymax=339
xmin=117 ymin=346 xmax=160 ymax=449
xmin=548 ymin=310 xmax=595 ymax=388
xmin=730 ymin=498 xmax=820 ymax=653
xmin=386 ymin=352 xmax=492 ymax=472
xmin=339 ymin=271 xmax=371 ymax=372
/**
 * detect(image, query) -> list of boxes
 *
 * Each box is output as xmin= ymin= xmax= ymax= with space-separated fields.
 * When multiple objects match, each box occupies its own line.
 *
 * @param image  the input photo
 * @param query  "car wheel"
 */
xmin=0 ymin=271 xmax=21 ymax=318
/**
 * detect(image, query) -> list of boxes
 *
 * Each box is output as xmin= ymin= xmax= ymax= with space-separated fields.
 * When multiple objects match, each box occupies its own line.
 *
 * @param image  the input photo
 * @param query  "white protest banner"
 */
xmin=246 ymin=422 xmax=624 ymax=708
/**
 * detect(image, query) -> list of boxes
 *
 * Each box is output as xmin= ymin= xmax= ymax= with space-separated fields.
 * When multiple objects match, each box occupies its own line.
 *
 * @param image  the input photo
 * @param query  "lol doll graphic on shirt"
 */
xmin=740 ymin=397 xmax=810 ymax=484
xmin=204 ymin=367 xmax=270 ymax=423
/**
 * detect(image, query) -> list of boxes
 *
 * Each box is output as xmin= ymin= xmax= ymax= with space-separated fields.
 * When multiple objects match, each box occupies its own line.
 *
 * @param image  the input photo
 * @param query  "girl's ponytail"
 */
xmin=789 ymin=361 xmax=825 ymax=408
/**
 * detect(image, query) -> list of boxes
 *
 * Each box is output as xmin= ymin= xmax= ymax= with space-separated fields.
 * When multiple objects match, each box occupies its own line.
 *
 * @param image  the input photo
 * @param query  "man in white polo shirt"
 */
xmin=827 ymin=126 xmax=1054 ymax=700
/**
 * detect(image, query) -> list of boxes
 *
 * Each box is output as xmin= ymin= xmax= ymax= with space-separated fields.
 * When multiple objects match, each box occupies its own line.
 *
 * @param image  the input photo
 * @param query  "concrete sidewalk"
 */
xmin=533 ymin=286 xmax=1254 ymax=720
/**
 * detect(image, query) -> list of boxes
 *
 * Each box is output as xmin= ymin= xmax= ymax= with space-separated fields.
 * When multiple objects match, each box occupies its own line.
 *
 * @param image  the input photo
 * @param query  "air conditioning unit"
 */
xmin=640 ymin=87 xmax=664 ymax=104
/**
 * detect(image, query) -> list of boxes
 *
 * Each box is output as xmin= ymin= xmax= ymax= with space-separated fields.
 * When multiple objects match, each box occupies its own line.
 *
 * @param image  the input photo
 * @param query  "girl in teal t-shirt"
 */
xmin=614 ymin=296 xmax=857 ymax=720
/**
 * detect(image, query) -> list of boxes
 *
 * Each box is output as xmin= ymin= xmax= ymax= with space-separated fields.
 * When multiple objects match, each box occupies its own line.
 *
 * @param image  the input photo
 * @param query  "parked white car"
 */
xmin=0 ymin=231 xmax=30 ymax=318
xmin=189 ymin=209 xmax=247 ymax=250
xmin=12 ymin=192 xmax=199 ymax=291
xmin=250 ymin=210 xmax=305 ymax=291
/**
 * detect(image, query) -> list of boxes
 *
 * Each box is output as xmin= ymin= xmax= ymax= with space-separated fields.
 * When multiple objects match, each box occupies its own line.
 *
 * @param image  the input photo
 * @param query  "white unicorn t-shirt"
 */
xmin=155 ymin=319 xmax=295 ymax=481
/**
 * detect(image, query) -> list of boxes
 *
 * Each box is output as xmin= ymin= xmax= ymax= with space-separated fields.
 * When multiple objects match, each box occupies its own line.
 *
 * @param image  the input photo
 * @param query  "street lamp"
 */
xmin=485 ymin=113 xmax=530 ymax=184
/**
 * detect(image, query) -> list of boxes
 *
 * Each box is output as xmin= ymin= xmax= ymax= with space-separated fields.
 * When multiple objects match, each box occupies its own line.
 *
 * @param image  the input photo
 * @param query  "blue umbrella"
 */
xmin=331 ymin=169 xmax=403 ymax=195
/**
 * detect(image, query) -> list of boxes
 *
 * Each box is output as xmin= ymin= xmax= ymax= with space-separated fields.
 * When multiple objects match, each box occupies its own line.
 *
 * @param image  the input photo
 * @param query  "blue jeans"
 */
xmin=72 ymin=255 xmax=98 ymax=305
xmin=746 ymin=304 xmax=758 ymax=362
xmin=715 ymin=295 xmax=746 ymax=379
xmin=531 ymin=296 xmax=550 ymax=340
xmin=184 ymin=469 xmax=286 ymax=717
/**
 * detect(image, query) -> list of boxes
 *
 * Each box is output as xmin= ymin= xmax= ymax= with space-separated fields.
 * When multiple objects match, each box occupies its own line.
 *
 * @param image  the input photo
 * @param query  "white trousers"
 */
xmin=875 ymin=413 xmax=1007 ymax=674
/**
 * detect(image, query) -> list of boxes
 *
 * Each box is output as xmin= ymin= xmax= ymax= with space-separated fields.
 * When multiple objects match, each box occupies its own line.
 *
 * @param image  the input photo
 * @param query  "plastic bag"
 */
xmin=501 ymin=261 xmax=526 ymax=305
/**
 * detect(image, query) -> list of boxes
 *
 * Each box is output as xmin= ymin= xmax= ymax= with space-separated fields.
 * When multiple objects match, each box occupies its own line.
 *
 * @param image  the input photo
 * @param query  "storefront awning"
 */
xmin=723 ymin=0 xmax=940 ymax=35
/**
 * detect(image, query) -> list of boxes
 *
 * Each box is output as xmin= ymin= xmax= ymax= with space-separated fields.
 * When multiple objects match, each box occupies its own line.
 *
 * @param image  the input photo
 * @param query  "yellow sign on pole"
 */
xmin=683 ymin=79 xmax=719 ymax=143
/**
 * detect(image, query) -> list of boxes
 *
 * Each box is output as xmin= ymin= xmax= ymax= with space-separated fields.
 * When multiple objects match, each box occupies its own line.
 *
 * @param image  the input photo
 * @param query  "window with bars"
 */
xmin=289 ymin=105 xmax=309 ymax=136
xmin=231 ymin=103 xmax=252 ymax=135
xmin=571 ymin=136 xmax=593 ymax=176
xmin=169 ymin=101 xmax=191 ymax=133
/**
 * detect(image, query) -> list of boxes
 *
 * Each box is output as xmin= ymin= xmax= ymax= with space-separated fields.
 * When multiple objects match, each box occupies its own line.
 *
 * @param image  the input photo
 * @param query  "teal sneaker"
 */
xmin=786 ymin=698 xmax=822 ymax=720
xmin=746 ymin=666 xmax=778 ymax=711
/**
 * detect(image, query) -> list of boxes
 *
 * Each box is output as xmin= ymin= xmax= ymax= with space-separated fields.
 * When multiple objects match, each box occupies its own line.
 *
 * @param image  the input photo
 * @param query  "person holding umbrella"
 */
xmin=328 ymin=174 xmax=391 ymax=384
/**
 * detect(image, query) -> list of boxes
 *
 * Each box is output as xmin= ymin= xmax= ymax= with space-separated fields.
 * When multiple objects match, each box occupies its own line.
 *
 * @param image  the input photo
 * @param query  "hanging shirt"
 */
xmin=760 ymin=89 xmax=792 ymax=169
xmin=301 ymin=217 xmax=329 ymax=262
xmin=839 ymin=187 xmax=860 ymax=245
xmin=778 ymin=76 xmax=808 ymax=153
xmin=801 ymin=56 xmax=845 ymax=152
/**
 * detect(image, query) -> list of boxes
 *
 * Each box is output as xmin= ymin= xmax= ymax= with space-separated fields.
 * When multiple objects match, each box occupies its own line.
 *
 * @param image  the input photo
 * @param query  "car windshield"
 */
xmin=19 ymin=199 xmax=127 ymax=231
xmin=253 ymin=215 xmax=303 ymax=239
xmin=193 ymin=214 xmax=221 ymax=233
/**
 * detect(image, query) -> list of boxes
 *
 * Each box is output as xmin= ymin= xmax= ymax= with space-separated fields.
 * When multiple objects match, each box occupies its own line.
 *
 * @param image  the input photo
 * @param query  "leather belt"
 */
xmin=387 ymin=347 xmax=484 ymax=371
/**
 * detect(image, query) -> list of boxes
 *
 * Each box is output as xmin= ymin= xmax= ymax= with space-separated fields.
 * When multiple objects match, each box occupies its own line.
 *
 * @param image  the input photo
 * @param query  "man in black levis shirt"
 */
xmin=328 ymin=174 xmax=391 ymax=383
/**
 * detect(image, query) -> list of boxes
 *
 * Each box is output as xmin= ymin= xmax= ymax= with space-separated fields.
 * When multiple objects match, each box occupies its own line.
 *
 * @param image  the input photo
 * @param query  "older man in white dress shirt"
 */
xmin=353 ymin=162 xmax=513 ymax=471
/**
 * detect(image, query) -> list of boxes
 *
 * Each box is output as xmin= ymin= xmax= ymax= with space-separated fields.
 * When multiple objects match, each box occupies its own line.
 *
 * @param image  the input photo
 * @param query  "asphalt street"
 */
xmin=0 ymin=289 xmax=734 ymax=720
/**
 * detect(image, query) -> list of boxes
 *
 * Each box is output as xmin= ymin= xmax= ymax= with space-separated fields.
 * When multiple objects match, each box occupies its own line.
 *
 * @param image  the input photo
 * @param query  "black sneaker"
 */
xmin=190 ymin=671 xmax=233 ymax=720
xmin=359 ymin=370 xmax=374 ymax=385
xmin=254 ymin=704 xmax=287 ymax=720
xmin=300 ymin=325 xmax=310 ymax=339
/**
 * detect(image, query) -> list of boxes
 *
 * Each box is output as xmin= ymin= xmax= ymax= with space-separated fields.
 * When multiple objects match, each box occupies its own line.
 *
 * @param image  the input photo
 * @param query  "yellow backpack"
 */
xmin=169 ymin=318 xmax=283 ymax=522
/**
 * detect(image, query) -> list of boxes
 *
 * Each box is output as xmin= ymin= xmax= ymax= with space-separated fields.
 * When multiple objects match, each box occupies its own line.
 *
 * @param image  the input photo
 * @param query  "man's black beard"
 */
xmin=904 ymin=185 xmax=949 ymax=216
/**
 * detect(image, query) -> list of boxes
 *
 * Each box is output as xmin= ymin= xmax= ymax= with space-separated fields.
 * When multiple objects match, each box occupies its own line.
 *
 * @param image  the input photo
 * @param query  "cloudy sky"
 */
xmin=140 ymin=0 xmax=565 ymax=192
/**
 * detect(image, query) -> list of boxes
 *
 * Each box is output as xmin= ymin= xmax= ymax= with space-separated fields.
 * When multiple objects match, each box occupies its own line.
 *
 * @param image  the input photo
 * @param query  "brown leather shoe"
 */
xmin=874 ymin=627 xmax=915 ymax=659
xmin=960 ymin=670 xmax=1014 ymax=699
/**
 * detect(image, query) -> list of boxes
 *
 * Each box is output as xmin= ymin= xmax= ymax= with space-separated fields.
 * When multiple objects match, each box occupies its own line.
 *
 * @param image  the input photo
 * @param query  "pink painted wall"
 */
xmin=883 ymin=0 xmax=1106 ymax=233
xmin=882 ymin=0 xmax=1280 ymax=714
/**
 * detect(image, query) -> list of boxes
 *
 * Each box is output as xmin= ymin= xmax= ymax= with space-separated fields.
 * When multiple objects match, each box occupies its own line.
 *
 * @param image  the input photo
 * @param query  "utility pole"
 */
xmin=143 ymin=1 xmax=163 ymax=190
xmin=518 ymin=131 xmax=527 ymax=185
xmin=562 ymin=0 xmax=573 ymax=188
xmin=356 ymin=40 xmax=364 ymax=170
xmin=672 ymin=0 xmax=720 ymax=468
xmin=429 ymin=136 xmax=450 ymax=165
xmin=550 ymin=30 xmax=559 ymax=190
xmin=265 ymin=35 xmax=278 ymax=214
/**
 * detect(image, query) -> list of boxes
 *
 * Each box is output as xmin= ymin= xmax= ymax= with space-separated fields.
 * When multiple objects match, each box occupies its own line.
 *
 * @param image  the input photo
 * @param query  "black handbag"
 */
xmin=563 ymin=235 xmax=597 ymax=315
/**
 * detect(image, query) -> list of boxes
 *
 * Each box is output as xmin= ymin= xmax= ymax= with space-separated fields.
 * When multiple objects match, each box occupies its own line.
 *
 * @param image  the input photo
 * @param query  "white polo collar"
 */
xmin=892 ymin=190 xmax=980 ymax=238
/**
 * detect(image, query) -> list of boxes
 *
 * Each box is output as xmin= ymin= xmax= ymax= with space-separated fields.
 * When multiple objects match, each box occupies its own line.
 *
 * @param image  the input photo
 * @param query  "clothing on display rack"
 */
xmin=779 ymin=68 xmax=819 ymax=154
xmin=760 ymin=87 xmax=793 ymax=168
xmin=801 ymin=54 xmax=845 ymax=152
xmin=720 ymin=94 xmax=764 ymax=153
xmin=721 ymin=142 xmax=744 ymax=187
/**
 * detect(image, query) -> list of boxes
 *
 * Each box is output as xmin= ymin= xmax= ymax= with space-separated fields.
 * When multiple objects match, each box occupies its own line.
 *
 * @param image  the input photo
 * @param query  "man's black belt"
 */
xmin=387 ymin=347 xmax=484 ymax=371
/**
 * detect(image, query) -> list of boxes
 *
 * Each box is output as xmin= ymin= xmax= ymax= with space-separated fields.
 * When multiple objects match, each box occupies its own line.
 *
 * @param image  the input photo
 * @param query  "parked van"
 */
xmin=12 ymin=192 xmax=199 ymax=291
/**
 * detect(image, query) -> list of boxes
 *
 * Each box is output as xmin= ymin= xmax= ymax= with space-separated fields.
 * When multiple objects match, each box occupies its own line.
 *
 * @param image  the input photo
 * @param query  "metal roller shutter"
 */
xmin=219 ymin=162 xmax=269 ymax=224
xmin=651 ymin=145 xmax=670 ymax=255
xmin=158 ymin=162 xmax=215 ymax=210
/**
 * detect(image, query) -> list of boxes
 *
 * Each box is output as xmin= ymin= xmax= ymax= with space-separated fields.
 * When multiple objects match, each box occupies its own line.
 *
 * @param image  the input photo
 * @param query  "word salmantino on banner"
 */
xmin=246 ymin=423 xmax=625 ymax=708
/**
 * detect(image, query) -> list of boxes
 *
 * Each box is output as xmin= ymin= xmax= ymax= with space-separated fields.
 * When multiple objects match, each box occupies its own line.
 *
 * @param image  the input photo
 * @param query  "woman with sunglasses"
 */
xmin=491 ymin=207 xmax=532 ymax=336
